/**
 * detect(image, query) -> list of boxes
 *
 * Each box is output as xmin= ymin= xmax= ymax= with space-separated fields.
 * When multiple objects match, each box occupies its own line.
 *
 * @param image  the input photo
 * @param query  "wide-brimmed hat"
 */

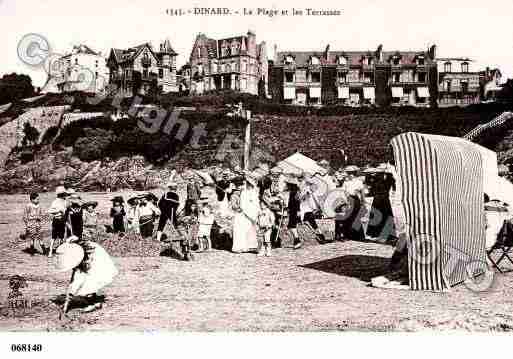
xmin=198 ymin=196 xmax=211 ymax=204
xmin=319 ymin=159 xmax=330 ymax=167
xmin=270 ymin=166 xmax=283 ymax=175
xmin=55 ymin=186 xmax=68 ymax=195
xmin=82 ymin=200 xmax=98 ymax=209
xmin=284 ymin=176 xmax=299 ymax=185
xmin=54 ymin=242 xmax=84 ymax=272
xmin=143 ymin=192 xmax=158 ymax=202
xmin=127 ymin=196 xmax=141 ymax=206
xmin=344 ymin=165 xmax=360 ymax=173
xmin=111 ymin=195 xmax=124 ymax=204
xmin=166 ymin=180 xmax=177 ymax=188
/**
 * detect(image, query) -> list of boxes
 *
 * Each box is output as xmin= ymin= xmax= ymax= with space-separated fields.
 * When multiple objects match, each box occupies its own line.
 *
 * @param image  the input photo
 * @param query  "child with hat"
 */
xmin=138 ymin=193 xmax=161 ymax=238
xmin=56 ymin=235 xmax=118 ymax=316
xmin=23 ymin=192 xmax=44 ymax=255
xmin=110 ymin=196 xmax=126 ymax=234
xmin=126 ymin=196 xmax=141 ymax=234
xmin=257 ymin=199 xmax=275 ymax=256
xmin=47 ymin=186 xmax=69 ymax=257
xmin=82 ymin=201 xmax=99 ymax=242
xmin=197 ymin=196 xmax=215 ymax=251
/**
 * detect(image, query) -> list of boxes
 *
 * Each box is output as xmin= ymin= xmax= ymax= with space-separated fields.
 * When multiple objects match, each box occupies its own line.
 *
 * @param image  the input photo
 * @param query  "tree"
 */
xmin=0 ymin=73 xmax=35 ymax=105
xmin=132 ymin=71 xmax=142 ymax=97
xmin=22 ymin=122 xmax=40 ymax=147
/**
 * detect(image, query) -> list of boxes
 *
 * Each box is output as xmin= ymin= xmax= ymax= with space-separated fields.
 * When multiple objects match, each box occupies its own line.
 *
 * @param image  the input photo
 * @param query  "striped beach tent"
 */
xmin=391 ymin=132 xmax=487 ymax=291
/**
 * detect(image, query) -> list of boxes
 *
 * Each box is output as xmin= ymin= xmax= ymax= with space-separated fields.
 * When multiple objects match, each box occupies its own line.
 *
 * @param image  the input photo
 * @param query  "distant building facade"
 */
xmin=55 ymin=44 xmax=109 ymax=94
xmin=188 ymin=30 xmax=268 ymax=96
xmin=269 ymin=44 xmax=437 ymax=107
xmin=107 ymin=39 xmax=178 ymax=97
xmin=437 ymin=58 xmax=481 ymax=106
xmin=480 ymin=67 xmax=502 ymax=102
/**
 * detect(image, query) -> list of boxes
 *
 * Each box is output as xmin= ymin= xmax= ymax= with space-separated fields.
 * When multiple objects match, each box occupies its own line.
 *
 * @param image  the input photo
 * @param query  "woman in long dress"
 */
xmin=232 ymin=176 xmax=260 ymax=253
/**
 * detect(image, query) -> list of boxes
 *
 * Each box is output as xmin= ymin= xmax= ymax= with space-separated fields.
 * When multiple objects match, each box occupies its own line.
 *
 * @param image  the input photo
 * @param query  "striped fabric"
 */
xmin=391 ymin=132 xmax=486 ymax=291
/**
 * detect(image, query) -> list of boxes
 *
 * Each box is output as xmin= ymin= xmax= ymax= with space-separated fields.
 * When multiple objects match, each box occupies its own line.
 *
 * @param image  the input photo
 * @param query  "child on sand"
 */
xmin=23 ymin=193 xmax=44 ymax=255
xmin=48 ymin=186 xmax=69 ymax=257
xmin=110 ymin=196 xmax=126 ymax=234
xmin=56 ymin=235 xmax=118 ymax=316
xmin=257 ymin=200 xmax=275 ymax=257
xmin=82 ymin=201 xmax=99 ymax=242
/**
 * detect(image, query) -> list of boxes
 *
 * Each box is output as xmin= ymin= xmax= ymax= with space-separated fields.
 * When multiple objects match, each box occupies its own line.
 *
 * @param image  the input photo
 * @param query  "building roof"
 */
xmin=159 ymin=38 xmax=178 ymax=55
xmin=276 ymin=49 xmax=430 ymax=66
xmin=110 ymin=43 xmax=153 ymax=64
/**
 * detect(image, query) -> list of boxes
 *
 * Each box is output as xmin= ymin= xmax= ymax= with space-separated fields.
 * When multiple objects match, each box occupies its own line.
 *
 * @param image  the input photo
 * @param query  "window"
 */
xmin=444 ymin=62 xmax=452 ymax=73
xmin=311 ymin=72 xmax=321 ymax=83
xmin=418 ymin=72 xmax=426 ymax=83
xmin=446 ymin=80 xmax=451 ymax=92
xmin=75 ymin=58 xmax=78 ymax=64
xmin=285 ymin=72 xmax=294 ymax=83
xmin=241 ymin=62 xmax=246 ymax=72
xmin=461 ymin=81 xmax=468 ymax=93
xmin=368 ymin=58 xmax=374 ymax=66
xmin=338 ymin=56 xmax=347 ymax=65
xmin=285 ymin=55 xmax=294 ymax=65
xmin=125 ymin=69 xmax=130 ymax=78
xmin=393 ymin=57 xmax=400 ymax=65
xmin=338 ymin=72 xmax=346 ymax=83
xmin=95 ymin=60 xmax=99 ymax=67
xmin=311 ymin=56 xmax=320 ymax=65
xmin=393 ymin=73 xmax=400 ymax=83
xmin=143 ymin=69 xmax=148 ymax=78
xmin=212 ymin=63 xmax=217 ymax=73
xmin=461 ymin=62 xmax=469 ymax=72
xmin=197 ymin=47 xmax=201 ymax=57
xmin=159 ymin=68 xmax=164 ymax=78
xmin=417 ymin=57 xmax=425 ymax=66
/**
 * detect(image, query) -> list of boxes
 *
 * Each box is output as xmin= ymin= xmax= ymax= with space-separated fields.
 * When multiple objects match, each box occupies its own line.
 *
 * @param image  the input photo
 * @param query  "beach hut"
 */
xmin=391 ymin=132 xmax=489 ymax=291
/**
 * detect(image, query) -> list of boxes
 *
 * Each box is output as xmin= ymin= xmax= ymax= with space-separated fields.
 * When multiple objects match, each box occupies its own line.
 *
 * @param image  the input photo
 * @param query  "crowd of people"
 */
xmin=23 ymin=159 xmax=401 ymax=261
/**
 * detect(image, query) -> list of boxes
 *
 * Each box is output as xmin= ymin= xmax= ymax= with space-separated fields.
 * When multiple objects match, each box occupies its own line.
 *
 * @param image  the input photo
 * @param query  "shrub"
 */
xmin=73 ymin=128 xmax=113 ymax=161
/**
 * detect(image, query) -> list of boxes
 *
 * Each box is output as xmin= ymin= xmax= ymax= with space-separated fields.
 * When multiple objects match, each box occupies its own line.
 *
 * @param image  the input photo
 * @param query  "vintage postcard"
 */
xmin=0 ymin=0 xmax=512 ymax=356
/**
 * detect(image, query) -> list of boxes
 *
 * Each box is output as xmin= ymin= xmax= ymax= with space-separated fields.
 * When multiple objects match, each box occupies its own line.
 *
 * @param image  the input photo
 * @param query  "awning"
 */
xmin=338 ymin=86 xmax=349 ymax=99
xmin=284 ymin=87 xmax=296 ymax=100
xmin=363 ymin=87 xmax=375 ymax=99
xmin=416 ymin=87 xmax=430 ymax=98
xmin=309 ymin=87 xmax=321 ymax=98
xmin=391 ymin=87 xmax=404 ymax=98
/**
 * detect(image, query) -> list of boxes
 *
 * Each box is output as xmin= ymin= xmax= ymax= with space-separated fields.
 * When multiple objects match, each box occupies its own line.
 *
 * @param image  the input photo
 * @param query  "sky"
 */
xmin=1 ymin=0 xmax=512 ymax=88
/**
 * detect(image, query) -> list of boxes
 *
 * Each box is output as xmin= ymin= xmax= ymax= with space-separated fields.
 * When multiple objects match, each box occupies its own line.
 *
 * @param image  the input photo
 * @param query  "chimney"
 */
xmin=429 ymin=44 xmax=437 ymax=60
xmin=377 ymin=44 xmax=383 ymax=62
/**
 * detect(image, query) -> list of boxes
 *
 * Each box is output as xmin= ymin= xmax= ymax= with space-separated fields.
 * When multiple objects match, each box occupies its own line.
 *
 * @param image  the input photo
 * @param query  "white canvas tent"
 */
xmin=272 ymin=152 xmax=327 ymax=177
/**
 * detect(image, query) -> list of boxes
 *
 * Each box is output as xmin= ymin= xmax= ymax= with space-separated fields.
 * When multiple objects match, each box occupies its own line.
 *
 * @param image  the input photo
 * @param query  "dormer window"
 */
xmin=338 ymin=56 xmax=347 ymax=65
xmin=461 ymin=62 xmax=469 ymax=72
xmin=417 ymin=56 xmax=425 ymax=66
xmin=444 ymin=62 xmax=452 ymax=73
xmin=392 ymin=57 xmax=400 ymax=66
xmin=310 ymin=56 xmax=320 ymax=65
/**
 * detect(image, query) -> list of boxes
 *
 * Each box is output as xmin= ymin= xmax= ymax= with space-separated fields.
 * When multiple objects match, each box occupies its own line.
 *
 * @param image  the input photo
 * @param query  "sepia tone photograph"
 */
xmin=1 ymin=1 xmax=513 ymax=353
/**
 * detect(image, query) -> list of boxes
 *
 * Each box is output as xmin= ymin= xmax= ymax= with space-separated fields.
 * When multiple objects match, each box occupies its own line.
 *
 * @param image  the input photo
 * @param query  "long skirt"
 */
xmin=232 ymin=212 xmax=258 ymax=252
xmin=366 ymin=192 xmax=394 ymax=238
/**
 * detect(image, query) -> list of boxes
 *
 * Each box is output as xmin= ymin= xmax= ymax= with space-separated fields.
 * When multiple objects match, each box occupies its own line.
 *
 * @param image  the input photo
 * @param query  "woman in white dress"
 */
xmin=232 ymin=175 xmax=260 ymax=253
